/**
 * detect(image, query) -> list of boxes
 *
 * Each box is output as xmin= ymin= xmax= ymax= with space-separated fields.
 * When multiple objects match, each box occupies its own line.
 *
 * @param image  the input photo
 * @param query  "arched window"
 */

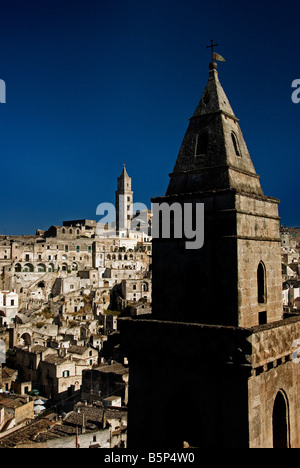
xmin=196 ymin=130 xmax=209 ymax=156
xmin=23 ymin=263 xmax=34 ymax=273
xmin=273 ymin=391 xmax=290 ymax=448
xmin=37 ymin=264 xmax=46 ymax=273
xmin=257 ymin=262 xmax=267 ymax=304
xmin=203 ymin=91 xmax=210 ymax=104
xmin=231 ymin=132 xmax=241 ymax=156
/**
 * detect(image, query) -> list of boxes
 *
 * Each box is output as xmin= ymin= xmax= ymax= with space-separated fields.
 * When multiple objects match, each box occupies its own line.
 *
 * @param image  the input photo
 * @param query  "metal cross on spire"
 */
xmin=206 ymin=40 xmax=226 ymax=64
xmin=206 ymin=39 xmax=219 ymax=61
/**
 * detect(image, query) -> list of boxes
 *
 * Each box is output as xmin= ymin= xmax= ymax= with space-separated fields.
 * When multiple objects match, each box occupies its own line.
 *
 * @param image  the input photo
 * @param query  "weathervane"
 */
xmin=206 ymin=39 xmax=226 ymax=63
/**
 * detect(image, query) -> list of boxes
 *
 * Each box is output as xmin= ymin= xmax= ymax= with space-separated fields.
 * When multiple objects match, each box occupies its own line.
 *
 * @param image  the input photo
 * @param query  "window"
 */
xmin=203 ymin=91 xmax=210 ymax=104
xmin=257 ymin=262 xmax=267 ymax=304
xmin=11 ymin=300 xmax=15 ymax=306
xmin=63 ymin=370 xmax=70 ymax=378
xmin=76 ymin=246 xmax=80 ymax=253
xmin=231 ymin=132 xmax=241 ymax=156
xmin=273 ymin=391 xmax=290 ymax=448
xmin=259 ymin=311 xmax=267 ymax=325
xmin=196 ymin=130 xmax=209 ymax=156
xmin=88 ymin=246 xmax=92 ymax=253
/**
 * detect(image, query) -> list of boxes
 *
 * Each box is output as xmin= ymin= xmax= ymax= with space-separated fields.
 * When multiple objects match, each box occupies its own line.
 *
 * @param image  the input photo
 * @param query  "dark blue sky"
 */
xmin=0 ymin=0 xmax=299 ymax=235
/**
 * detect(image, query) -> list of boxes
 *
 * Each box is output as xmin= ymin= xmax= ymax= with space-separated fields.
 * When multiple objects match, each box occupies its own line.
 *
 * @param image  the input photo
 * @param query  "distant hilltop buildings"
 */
xmin=0 ymin=168 xmax=152 ymax=447
xmin=0 ymin=166 xmax=152 ymax=287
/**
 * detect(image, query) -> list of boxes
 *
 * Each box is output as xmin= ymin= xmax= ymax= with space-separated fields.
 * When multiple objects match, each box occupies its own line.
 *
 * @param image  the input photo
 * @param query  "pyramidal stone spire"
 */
xmin=193 ymin=62 xmax=236 ymax=118
xmin=167 ymin=62 xmax=264 ymax=197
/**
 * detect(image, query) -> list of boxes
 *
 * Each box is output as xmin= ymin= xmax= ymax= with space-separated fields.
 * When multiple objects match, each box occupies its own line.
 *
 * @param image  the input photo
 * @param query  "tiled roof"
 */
xmin=93 ymin=363 xmax=128 ymax=375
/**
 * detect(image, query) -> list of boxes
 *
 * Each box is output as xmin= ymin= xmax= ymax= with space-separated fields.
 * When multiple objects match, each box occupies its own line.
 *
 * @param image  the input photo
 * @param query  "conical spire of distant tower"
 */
xmin=167 ymin=61 xmax=263 ymax=197
xmin=122 ymin=163 xmax=129 ymax=178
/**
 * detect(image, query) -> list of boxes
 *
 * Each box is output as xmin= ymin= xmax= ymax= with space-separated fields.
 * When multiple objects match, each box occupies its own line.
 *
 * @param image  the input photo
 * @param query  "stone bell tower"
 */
xmin=151 ymin=60 xmax=283 ymax=329
xmin=115 ymin=165 xmax=133 ymax=234
xmin=120 ymin=59 xmax=300 ymax=449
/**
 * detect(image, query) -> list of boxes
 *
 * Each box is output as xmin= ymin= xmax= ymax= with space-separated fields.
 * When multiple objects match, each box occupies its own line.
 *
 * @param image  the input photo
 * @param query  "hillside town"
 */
xmin=0 ymin=57 xmax=299 ymax=448
xmin=0 ymin=166 xmax=152 ymax=448
xmin=0 ymin=169 xmax=299 ymax=448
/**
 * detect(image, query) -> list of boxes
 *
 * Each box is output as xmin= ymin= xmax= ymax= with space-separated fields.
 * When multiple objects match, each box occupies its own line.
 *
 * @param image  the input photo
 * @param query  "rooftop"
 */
xmin=0 ymin=394 xmax=32 ymax=409
xmin=92 ymin=362 xmax=128 ymax=376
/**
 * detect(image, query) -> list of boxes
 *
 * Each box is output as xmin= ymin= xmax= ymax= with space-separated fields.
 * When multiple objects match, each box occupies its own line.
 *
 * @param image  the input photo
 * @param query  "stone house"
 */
xmin=121 ymin=278 xmax=151 ymax=304
xmin=283 ymin=280 xmax=300 ymax=309
xmin=13 ymin=346 xmax=57 ymax=385
xmin=90 ymin=334 xmax=108 ymax=351
xmin=39 ymin=354 xmax=90 ymax=400
xmin=0 ymin=394 xmax=34 ymax=430
xmin=0 ymin=291 xmax=19 ymax=327
xmin=81 ymin=362 xmax=129 ymax=405
xmin=68 ymin=345 xmax=98 ymax=366
xmin=0 ymin=367 xmax=18 ymax=393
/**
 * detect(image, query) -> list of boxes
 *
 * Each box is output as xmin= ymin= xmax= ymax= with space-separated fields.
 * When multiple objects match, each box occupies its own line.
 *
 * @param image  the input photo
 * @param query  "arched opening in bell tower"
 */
xmin=273 ymin=390 xmax=290 ymax=448
xmin=257 ymin=262 xmax=267 ymax=304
